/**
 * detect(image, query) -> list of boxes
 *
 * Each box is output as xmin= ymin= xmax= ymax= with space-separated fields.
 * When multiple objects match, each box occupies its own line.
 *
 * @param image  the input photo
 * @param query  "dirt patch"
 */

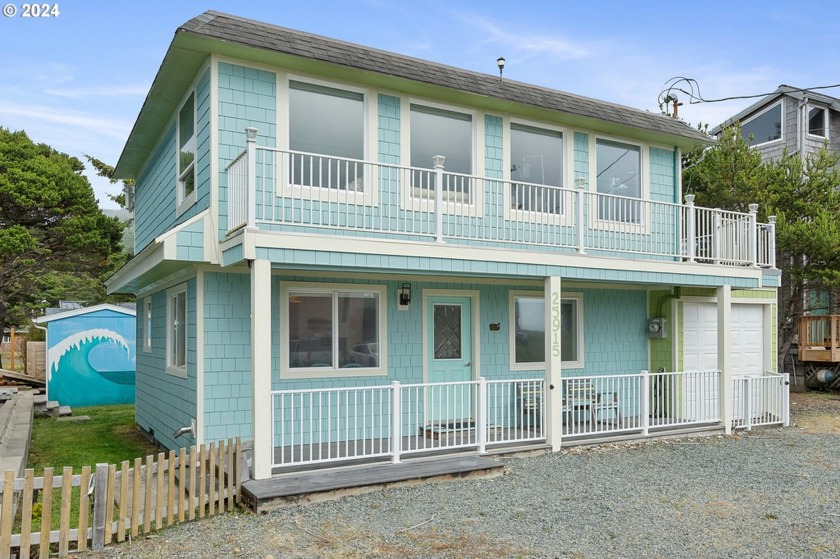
xmin=790 ymin=391 xmax=840 ymax=434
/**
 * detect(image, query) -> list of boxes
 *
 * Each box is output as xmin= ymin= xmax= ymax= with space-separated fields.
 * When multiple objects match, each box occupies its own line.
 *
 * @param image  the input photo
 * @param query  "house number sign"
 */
xmin=551 ymin=292 xmax=561 ymax=357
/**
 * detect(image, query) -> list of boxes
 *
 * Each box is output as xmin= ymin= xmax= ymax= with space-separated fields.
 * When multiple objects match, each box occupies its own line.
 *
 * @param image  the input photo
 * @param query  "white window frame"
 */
xmin=166 ymin=285 xmax=188 ymax=378
xmin=400 ymin=98 xmax=485 ymax=217
xmin=143 ymin=298 xmax=152 ymax=353
xmin=504 ymin=118 xmax=573 ymax=225
xmin=807 ymin=104 xmax=829 ymax=140
xmin=281 ymin=282 xmax=387 ymax=379
xmin=589 ymin=135 xmax=650 ymax=233
xmin=509 ymin=291 xmax=584 ymax=371
xmin=740 ymin=101 xmax=784 ymax=147
xmin=278 ymin=75 xmax=377 ymax=206
xmin=176 ymin=91 xmax=197 ymax=216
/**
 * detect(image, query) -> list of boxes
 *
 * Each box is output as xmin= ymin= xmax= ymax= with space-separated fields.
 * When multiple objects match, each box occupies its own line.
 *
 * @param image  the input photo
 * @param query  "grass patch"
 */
xmin=29 ymin=404 xmax=158 ymax=474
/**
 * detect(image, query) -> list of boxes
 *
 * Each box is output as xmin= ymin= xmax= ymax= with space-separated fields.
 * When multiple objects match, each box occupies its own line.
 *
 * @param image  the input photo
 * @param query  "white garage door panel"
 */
xmin=683 ymin=303 xmax=765 ymax=376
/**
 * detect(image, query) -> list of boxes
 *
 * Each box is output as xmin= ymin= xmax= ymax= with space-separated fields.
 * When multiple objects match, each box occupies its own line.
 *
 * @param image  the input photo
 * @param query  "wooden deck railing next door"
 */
xmin=0 ymin=437 xmax=242 ymax=559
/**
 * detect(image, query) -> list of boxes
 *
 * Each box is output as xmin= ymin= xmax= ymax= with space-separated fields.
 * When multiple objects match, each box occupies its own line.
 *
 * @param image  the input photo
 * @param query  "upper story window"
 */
xmin=289 ymin=80 xmax=365 ymax=190
xmin=808 ymin=105 xmax=827 ymax=138
xmin=142 ymin=298 xmax=152 ymax=352
xmin=596 ymin=138 xmax=641 ymax=223
xmin=177 ymin=92 xmax=196 ymax=211
xmin=510 ymin=123 xmax=564 ymax=214
xmin=740 ymin=102 xmax=782 ymax=145
xmin=410 ymin=104 xmax=473 ymax=201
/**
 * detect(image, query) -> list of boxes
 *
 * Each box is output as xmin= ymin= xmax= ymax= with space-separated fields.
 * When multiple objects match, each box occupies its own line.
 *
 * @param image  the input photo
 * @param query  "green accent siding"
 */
xmin=648 ymin=289 xmax=675 ymax=372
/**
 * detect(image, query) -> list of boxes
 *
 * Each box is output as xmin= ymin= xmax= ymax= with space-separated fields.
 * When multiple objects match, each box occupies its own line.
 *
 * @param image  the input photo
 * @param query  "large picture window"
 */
xmin=510 ymin=292 xmax=583 ymax=369
xmin=167 ymin=286 xmax=187 ymax=376
xmin=740 ymin=103 xmax=782 ymax=145
xmin=284 ymin=284 xmax=386 ymax=377
xmin=596 ymin=139 xmax=641 ymax=223
xmin=410 ymin=104 xmax=472 ymax=200
xmin=177 ymin=92 xmax=196 ymax=209
xmin=288 ymin=80 xmax=365 ymax=190
xmin=510 ymin=123 xmax=564 ymax=214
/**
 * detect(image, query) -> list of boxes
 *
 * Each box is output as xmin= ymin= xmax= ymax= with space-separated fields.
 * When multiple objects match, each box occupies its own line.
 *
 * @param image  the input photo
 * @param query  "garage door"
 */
xmin=682 ymin=302 xmax=766 ymax=421
xmin=683 ymin=302 xmax=765 ymax=375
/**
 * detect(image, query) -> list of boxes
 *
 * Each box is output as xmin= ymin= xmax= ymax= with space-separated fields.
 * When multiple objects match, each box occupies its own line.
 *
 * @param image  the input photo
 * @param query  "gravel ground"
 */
xmin=88 ymin=392 xmax=840 ymax=559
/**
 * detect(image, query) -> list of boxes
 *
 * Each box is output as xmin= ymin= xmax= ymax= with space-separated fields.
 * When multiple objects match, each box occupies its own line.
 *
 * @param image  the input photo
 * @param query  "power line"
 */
xmin=658 ymin=77 xmax=840 ymax=107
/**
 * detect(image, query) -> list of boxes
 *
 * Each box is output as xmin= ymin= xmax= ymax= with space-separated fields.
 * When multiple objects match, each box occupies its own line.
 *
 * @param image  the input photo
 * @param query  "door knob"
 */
xmin=465 ymin=362 xmax=472 ymax=366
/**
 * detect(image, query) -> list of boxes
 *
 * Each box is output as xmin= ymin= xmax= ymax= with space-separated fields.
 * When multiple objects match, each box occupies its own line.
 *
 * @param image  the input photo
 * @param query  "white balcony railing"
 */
xmin=226 ymin=132 xmax=776 ymax=268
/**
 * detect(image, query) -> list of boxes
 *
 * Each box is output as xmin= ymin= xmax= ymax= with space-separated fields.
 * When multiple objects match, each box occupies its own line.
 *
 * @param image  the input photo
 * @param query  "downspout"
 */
xmin=797 ymin=96 xmax=808 ymax=160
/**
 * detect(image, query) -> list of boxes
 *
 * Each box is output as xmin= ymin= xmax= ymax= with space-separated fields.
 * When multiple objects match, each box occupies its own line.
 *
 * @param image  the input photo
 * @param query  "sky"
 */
xmin=2 ymin=0 xmax=840 ymax=209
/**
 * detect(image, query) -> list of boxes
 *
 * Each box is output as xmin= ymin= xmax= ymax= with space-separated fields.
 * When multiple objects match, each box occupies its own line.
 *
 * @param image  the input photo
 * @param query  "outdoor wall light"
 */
xmin=399 ymin=283 xmax=412 ymax=306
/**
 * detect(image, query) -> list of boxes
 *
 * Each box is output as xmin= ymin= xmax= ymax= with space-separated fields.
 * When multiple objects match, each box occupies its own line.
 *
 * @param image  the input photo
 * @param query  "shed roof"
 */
xmin=34 ymin=303 xmax=136 ymax=324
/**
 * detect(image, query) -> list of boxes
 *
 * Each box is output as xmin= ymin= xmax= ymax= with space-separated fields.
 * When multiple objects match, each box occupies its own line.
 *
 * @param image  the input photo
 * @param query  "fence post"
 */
xmin=713 ymin=209 xmax=722 ymax=264
xmin=391 ymin=381 xmax=402 ymax=464
xmin=782 ymin=373 xmax=790 ymax=427
xmin=576 ymin=178 xmax=586 ymax=254
xmin=640 ymin=370 xmax=650 ymax=436
xmin=767 ymin=215 xmax=776 ymax=268
xmin=245 ymin=127 xmax=258 ymax=230
xmin=433 ymin=155 xmax=445 ymax=243
xmin=684 ymin=194 xmax=695 ymax=262
xmin=91 ymin=463 xmax=109 ymax=551
xmin=748 ymin=203 xmax=759 ymax=267
xmin=476 ymin=377 xmax=487 ymax=454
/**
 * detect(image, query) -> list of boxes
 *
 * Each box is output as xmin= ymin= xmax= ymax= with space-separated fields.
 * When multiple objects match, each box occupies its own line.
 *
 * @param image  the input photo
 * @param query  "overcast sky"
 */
xmin=2 ymin=0 xmax=839 ymax=208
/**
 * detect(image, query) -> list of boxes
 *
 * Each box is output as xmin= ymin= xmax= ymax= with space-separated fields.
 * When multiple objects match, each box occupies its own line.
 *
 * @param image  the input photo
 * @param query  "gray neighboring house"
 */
xmin=712 ymin=85 xmax=840 ymax=162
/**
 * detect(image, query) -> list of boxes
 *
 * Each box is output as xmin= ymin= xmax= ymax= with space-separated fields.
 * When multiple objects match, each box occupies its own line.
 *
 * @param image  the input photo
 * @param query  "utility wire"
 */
xmin=658 ymin=77 xmax=840 ymax=107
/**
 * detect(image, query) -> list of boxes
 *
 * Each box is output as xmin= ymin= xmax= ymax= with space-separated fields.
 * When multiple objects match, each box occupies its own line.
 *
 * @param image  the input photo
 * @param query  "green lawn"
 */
xmin=29 ymin=404 xmax=158 ymax=474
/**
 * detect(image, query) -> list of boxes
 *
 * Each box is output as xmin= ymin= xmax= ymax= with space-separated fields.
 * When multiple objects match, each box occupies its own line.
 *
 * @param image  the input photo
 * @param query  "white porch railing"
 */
xmin=270 ymin=378 xmax=546 ymax=468
xmin=225 ymin=136 xmax=776 ymax=268
xmin=731 ymin=373 xmax=790 ymax=430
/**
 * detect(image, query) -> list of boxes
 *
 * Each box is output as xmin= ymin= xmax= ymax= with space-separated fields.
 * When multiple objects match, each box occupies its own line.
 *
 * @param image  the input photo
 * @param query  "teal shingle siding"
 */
xmin=176 ymin=218 xmax=205 ymax=261
xmin=217 ymin=62 xmax=277 ymax=234
xmin=378 ymin=94 xmax=400 ymax=165
xmin=134 ymin=123 xmax=176 ymax=250
xmin=135 ymin=282 xmax=197 ymax=451
xmin=649 ymin=147 xmax=676 ymax=204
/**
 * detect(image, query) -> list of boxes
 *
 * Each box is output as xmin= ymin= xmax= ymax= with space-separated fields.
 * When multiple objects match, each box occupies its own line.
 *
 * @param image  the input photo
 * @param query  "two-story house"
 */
xmin=107 ymin=11 xmax=786 ymax=485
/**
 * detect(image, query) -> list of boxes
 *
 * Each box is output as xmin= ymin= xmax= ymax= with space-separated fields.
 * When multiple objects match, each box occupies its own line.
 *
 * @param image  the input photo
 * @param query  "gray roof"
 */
xmin=713 ymin=85 xmax=840 ymax=134
xmin=180 ymin=11 xmax=708 ymax=144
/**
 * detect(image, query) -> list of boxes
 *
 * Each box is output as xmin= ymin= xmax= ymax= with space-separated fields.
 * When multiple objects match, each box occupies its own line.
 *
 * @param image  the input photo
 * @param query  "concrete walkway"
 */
xmin=0 ymin=391 xmax=34 ymax=476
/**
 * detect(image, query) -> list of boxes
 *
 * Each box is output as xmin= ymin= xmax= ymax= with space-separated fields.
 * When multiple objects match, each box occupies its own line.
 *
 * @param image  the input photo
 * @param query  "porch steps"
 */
xmin=240 ymin=454 xmax=505 ymax=513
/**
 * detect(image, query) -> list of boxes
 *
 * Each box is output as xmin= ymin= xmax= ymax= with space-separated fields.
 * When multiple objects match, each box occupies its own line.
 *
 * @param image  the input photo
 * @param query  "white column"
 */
xmin=245 ymin=127 xmax=258 ymax=231
xmin=251 ymin=258 xmax=273 ymax=479
xmin=684 ymin=194 xmax=696 ymax=262
xmin=545 ymin=276 xmax=563 ymax=451
xmin=767 ymin=216 xmax=777 ymax=268
xmin=433 ymin=155 xmax=445 ymax=244
xmin=748 ymin=203 xmax=759 ymax=267
xmin=576 ymin=178 xmax=586 ymax=254
xmin=717 ymin=285 xmax=733 ymax=435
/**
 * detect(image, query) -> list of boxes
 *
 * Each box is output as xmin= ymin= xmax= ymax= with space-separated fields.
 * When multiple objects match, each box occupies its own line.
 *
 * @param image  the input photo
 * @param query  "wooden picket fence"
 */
xmin=0 ymin=437 xmax=243 ymax=559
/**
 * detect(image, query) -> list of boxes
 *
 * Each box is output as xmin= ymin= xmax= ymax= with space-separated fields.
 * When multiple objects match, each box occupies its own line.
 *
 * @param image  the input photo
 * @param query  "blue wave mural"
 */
xmin=46 ymin=313 xmax=136 ymax=407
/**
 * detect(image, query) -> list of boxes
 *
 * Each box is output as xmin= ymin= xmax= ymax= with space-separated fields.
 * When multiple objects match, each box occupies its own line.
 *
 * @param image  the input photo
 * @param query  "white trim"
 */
xmin=740 ymin=100 xmax=784 ymax=147
xmin=806 ymin=103 xmax=829 ymax=140
xmin=208 ymin=56 xmax=221 ymax=265
xmin=508 ymin=290 xmax=584 ymax=371
xmin=175 ymin=89 xmax=198 ymax=216
xmin=195 ymin=269 xmax=205 ymax=445
xmin=421 ymin=289 xmax=481 ymax=385
xmin=34 ymin=303 xmax=135 ymax=324
xmin=279 ymin=281 xmax=388 ymax=379
xmin=166 ymin=283 xmax=188 ymax=379
xmin=400 ymin=99 xmax=485 ymax=218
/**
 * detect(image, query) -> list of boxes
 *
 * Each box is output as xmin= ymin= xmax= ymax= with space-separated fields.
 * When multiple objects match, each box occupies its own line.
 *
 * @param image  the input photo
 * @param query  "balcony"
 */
xmin=226 ymin=131 xmax=776 ymax=269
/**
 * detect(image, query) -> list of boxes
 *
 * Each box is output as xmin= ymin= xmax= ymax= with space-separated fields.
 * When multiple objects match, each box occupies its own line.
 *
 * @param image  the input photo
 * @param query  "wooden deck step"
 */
xmin=241 ymin=454 xmax=505 ymax=513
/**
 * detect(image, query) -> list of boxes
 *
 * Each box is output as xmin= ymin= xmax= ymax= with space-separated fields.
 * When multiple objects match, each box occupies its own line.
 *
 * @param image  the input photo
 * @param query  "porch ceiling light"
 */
xmin=399 ymin=283 xmax=412 ymax=306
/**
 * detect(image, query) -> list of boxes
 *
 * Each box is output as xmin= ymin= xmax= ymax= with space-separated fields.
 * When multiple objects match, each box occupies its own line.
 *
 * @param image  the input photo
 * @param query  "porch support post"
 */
xmin=744 ymin=377 xmax=752 ymax=430
xmin=684 ymin=194 xmax=695 ymax=262
xmin=748 ymin=203 xmax=759 ymax=267
xmin=476 ymin=377 xmax=487 ymax=454
xmin=640 ymin=370 xmax=650 ymax=436
xmin=433 ymin=155 xmax=445 ymax=243
xmin=251 ymin=258 xmax=273 ymax=480
xmin=545 ymin=276 xmax=563 ymax=451
xmin=713 ymin=209 xmax=722 ymax=264
xmin=245 ymin=127 xmax=258 ymax=231
xmin=717 ymin=285 xmax=733 ymax=435
xmin=782 ymin=373 xmax=790 ymax=427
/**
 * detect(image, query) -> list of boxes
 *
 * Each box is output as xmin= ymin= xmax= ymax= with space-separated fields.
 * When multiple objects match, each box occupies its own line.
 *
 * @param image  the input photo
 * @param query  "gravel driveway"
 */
xmin=89 ymin=392 xmax=840 ymax=559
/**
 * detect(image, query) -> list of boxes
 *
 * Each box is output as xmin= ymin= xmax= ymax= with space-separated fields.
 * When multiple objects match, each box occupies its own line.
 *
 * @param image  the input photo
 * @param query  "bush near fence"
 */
xmin=0 ymin=437 xmax=243 ymax=559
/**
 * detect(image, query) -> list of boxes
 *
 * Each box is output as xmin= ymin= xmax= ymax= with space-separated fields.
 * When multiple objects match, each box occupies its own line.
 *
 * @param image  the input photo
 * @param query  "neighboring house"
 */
xmin=712 ymin=85 xmax=840 ymax=164
xmin=107 ymin=11 xmax=785 ymax=482
xmin=33 ymin=304 xmax=136 ymax=407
